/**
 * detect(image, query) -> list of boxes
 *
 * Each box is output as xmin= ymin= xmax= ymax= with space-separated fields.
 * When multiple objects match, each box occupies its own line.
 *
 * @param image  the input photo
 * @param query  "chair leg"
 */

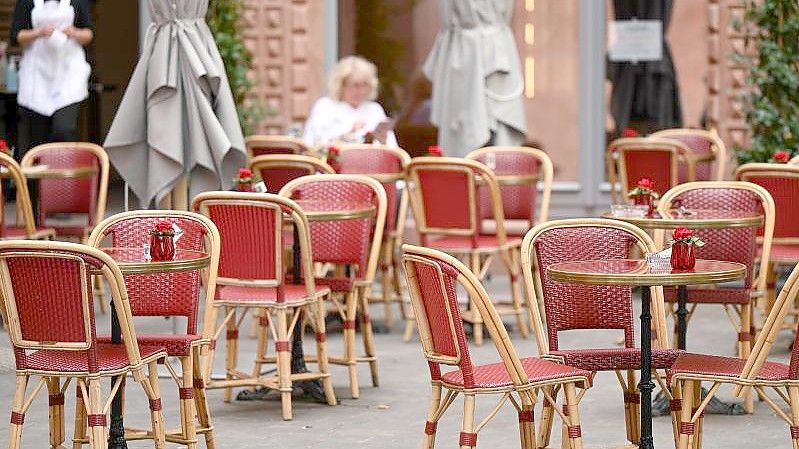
xmin=423 ymin=383 xmax=442 ymax=449
xmin=343 ymin=291 xmax=360 ymax=399
xmin=537 ymin=386 xmax=557 ymax=449
xmin=93 ymin=275 xmax=107 ymax=315
xmin=460 ymin=394 xmax=477 ymax=449
xmin=311 ymin=298 xmax=337 ymax=406
xmin=47 ymin=377 xmax=65 ymax=449
xmin=223 ymin=306 xmax=238 ymax=403
xmin=144 ymin=362 xmax=166 ymax=449
xmin=563 ymin=383 xmax=583 ymax=449
xmin=85 ymin=379 xmax=108 ymax=449
xmin=381 ymin=239 xmax=394 ymax=330
xmin=8 ymin=374 xmax=28 ymax=449
xmin=192 ymin=347 xmax=215 ymax=449
xmin=179 ymin=356 xmax=199 ymax=449
xmin=72 ymin=384 xmax=87 ymax=449
xmin=359 ymin=287 xmax=379 ymax=387
xmin=518 ymin=391 xmax=537 ymax=449
xmin=788 ymin=386 xmax=799 ymax=449
xmin=252 ymin=308 xmax=270 ymax=383
xmin=275 ymin=308 xmax=294 ymax=420
xmin=403 ymin=313 xmax=416 ymax=342
xmin=504 ymin=247 xmax=529 ymax=339
xmin=469 ymin=253 xmax=484 ymax=345
xmin=677 ymin=380 xmax=695 ymax=449
xmin=739 ymin=303 xmax=754 ymax=413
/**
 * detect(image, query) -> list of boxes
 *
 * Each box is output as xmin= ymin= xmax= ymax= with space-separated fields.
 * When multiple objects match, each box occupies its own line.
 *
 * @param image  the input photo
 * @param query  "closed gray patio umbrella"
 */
xmin=104 ymin=0 xmax=245 ymax=207
xmin=423 ymin=0 xmax=527 ymax=157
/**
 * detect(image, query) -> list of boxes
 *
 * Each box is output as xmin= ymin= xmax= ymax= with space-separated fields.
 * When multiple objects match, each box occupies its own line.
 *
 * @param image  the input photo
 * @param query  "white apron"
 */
xmin=18 ymin=0 xmax=90 ymax=116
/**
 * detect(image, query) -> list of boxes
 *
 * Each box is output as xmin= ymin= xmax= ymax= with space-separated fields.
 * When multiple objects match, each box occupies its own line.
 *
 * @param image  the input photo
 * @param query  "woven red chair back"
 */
xmin=33 ymin=147 xmax=100 ymax=218
xmin=415 ymin=168 xmax=474 ymax=232
xmin=670 ymin=188 xmax=760 ymax=288
xmin=533 ymin=226 xmax=639 ymax=350
xmin=621 ymin=149 xmax=674 ymax=196
xmin=665 ymin=135 xmax=713 ymax=182
xmin=258 ymin=166 xmax=312 ymax=193
xmin=738 ymin=174 xmax=799 ymax=239
xmin=288 ymin=179 xmax=378 ymax=278
xmin=338 ymin=148 xmax=403 ymax=231
xmin=404 ymin=254 xmax=474 ymax=382
xmin=99 ymin=216 xmax=206 ymax=333
xmin=0 ymin=247 xmax=103 ymax=372
xmin=473 ymin=151 xmax=539 ymax=221
xmin=204 ymin=201 xmax=282 ymax=283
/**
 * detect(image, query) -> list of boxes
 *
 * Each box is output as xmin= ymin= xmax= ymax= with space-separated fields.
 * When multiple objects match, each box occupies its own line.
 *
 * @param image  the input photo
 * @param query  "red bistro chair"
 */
xmin=401 ymin=244 xmax=591 ymax=449
xmin=669 ymin=260 xmax=799 ymax=449
xmin=21 ymin=142 xmax=109 ymax=242
xmin=607 ymin=137 xmax=697 ymax=204
xmin=338 ymin=144 xmax=412 ymax=330
xmin=84 ymin=211 xmax=221 ymax=447
xmin=249 ymin=154 xmax=335 ymax=194
xmin=657 ymin=184 xmax=774 ymax=367
xmin=279 ymin=174 xmax=387 ymax=399
xmin=193 ymin=192 xmax=337 ymax=419
xmin=466 ymin=146 xmax=554 ymax=237
xmin=521 ymin=219 xmax=678 ymax=448
xmin=0 ymin=240 xmax=167 ymax=449
xmin=406 ymin=157 xmax=528 ymax=345
xmin=245 ymin=135 xmax=315 ymax=159
xmin=0 ymin=152 xmax=55 ymax=240
xmin=650 ymin=128 xmax=728 ymax=182
xmin=736 ymin=163 xmax=799 ymax=325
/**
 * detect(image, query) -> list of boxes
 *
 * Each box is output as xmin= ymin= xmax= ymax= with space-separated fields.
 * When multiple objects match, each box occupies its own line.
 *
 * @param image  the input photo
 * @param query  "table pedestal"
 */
xmin=639 ymin=287 xmax=655 ymax=449
xmin=109 ymin=306 xmax=127 ymax=449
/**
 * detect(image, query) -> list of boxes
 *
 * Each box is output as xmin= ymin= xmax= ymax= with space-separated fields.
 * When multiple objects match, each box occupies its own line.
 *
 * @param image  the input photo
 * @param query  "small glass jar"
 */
xmin=237 ymin=182 xmax=253 ymax=192
xmin=632 ymin=194 xmax=655 ymax=217
xmin=670 ymin=242 xmax=696 ymax=270
xmin=150 ymin=234 xmax=175 ymax=261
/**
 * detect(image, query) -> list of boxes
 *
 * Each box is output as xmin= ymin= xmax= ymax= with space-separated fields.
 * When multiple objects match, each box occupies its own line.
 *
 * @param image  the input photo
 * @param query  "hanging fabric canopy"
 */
xmin=608 ymin=0 xmax=683 ymax=135
xmin=423 ymin=0 xmax=527 ymax=157
xmin=104 ymin=0 xmax=245 ymax=207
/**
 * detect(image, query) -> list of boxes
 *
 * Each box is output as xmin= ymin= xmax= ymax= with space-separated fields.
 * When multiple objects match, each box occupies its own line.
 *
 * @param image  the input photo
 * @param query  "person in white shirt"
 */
xmin=303 ymin=56 xmax=397 ymax=147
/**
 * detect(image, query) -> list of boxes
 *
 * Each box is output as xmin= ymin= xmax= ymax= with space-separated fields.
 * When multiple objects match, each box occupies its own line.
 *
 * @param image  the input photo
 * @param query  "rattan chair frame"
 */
xmin=82 ymin=210 xmax=220 ymax=447
xmin=402 ymin=244 xmax=590 ymax=449
xmin=0 ymin=152 xmax=55 ymax=240
xmin=406 ymin=157 xmax=529 ymax=345
xmin=245 ymin=135 xmax=315 ymax=159
xmin=279 ymin=175 xmax=386 ymax=399
xmin=607 ymin=137 xmax=697 ymax=204
xmin=192 ymin=192 xmax=337 ymax=419
xmin=0 ymin=240 xmax=168 ymax=449
xmin=249 ymin=154 xmax=335 ymax=179
xmin=521 ymin=218 xmax=672 ymax=448
xmin=670 ymin=261 xmax=799 ymax=449
xmin=650 ymin=128 xmax=727 ymax=181
xmin=338 ymin=144 xmax=412 ymax=331
xmin=465 ymin=146 xmax=555 ymax=225
xmin=20 ymin=142 xmax=110 ymax=241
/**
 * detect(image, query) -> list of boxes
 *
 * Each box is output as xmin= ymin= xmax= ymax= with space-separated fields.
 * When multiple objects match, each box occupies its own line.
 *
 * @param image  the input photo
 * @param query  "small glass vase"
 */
xmin=632 ymin=194 xmax=655 ymax=217
xmin=237 ymin=182 xmax=253 ymax=192
xmin=670 ymin=242 xmax=696 ymax=270
xmin=150 ymin=234 xmax=175 ymax=262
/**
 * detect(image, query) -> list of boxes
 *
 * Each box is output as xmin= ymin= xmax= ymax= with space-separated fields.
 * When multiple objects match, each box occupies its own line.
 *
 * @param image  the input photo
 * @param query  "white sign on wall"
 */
xmin=608 ymin=19 xmax=663 ymax=62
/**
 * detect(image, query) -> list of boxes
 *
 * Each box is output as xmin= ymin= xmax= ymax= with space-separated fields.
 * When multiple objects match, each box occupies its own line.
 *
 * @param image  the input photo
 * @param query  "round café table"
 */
xmin=548 ymin=259 xmax=746 ymax=449
xmin=95 ymin=248 xmax=210 ymax=449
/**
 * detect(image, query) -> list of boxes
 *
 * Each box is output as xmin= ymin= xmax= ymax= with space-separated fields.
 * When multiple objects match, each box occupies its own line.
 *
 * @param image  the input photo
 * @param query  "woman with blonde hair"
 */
xmin=303 ymin=55 xmax=397 ymax=146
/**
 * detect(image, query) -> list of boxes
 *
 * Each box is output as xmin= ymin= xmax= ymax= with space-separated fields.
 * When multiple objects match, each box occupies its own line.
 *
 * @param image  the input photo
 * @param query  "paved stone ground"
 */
xmin=0 ymin=277 xmax=794 ymax=449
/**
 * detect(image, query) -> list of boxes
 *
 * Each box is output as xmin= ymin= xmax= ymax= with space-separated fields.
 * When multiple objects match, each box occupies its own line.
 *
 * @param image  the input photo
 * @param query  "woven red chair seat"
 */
xmin=3 ymin=225 xmax=56 ymax=238
xmin=441 ymin=357 xmax=592 ymax=390
xmin=763 ymin=244 xmax=799 ymax=263
xmin=99 ymin=334 xmax=203 ymax=357
xmin=216 ymin=284 xmax=329 ymax=305
xmin=667 ymin=353 xmax=789 ymax=384
xmin=48 ymin=224 xmax=91 ymax=238
xmin=426 ymin=235 xmax=522 ymax=251
xmin=663 ymin=287 xmax=751 ymax=305
xmin=549 ymin=348 xmax=682 ymax=372
xmin=314 ymin=277 xmax=355 ymax=293
xmin=22 ymin=343 xmax=166 ymax=373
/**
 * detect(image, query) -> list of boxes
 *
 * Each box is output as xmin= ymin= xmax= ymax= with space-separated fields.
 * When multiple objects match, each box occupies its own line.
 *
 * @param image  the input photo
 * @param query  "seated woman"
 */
xmin=303 ymin=56 xmax=397 ymax=147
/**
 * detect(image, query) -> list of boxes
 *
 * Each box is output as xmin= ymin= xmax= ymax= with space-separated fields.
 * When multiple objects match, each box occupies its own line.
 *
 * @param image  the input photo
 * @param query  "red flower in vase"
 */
xmin=622 ymin=127 xmax=639 ymax=138
xmin=326 ymin=146 xmax=340 ymax=160
xmin=0 ymin=139 xmax=10 ymax=155
xmin=151 ymin=221 xmax=175 ymax=236
xmin=637 ymin=177 xmax=655 ymax=190
xmin=427 ymin=145 xmax=443 ymax=157
xmin=773 ymin=151 xmax=791 ymax=163
xmin=671 ymin=227 xmax=705 ymax=246
xmin=238 ymin=168 xmax=253 ymax=180
xmin=627 ymin=177 xmax=659 ymax=200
